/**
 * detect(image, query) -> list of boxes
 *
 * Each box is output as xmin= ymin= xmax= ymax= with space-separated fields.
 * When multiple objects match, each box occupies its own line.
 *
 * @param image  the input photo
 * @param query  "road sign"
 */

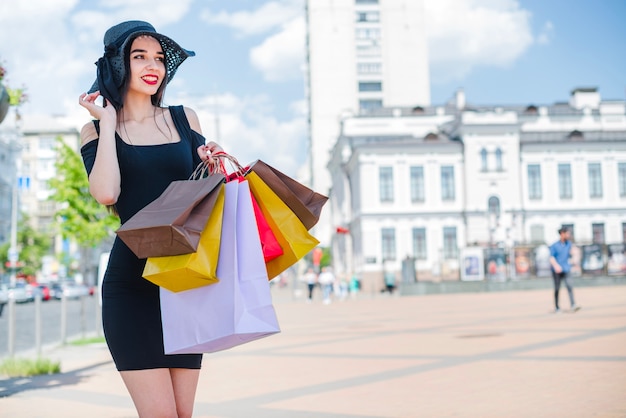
xmin=8 ymin=248 xmax=18 ymax=263
xmin=18 ymin=176 xmax=30 ymax=190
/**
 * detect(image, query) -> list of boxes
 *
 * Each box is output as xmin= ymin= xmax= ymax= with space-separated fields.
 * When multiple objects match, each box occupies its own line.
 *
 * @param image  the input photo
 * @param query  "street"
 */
xmin=0 ymin=295 xmax=101 ymax=357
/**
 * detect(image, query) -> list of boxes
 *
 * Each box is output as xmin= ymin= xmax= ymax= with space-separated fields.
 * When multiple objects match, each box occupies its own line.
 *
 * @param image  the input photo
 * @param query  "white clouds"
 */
xmin=200 ymin=0 xmax=302 ymax=37
xmin=424 ymin=0 xmax=535 ymax=83
xmin=174 ymin=92 xmax=307 ymax=178
xmin=0 ymin=0 xmax=194 ymax=119
xmin=199 ymin=0 xmax=305 ymax=82
xmin=202 ymin=0 xmax=539 ymax=85
xmin=250 ymin=17 xmax=306 ymax=82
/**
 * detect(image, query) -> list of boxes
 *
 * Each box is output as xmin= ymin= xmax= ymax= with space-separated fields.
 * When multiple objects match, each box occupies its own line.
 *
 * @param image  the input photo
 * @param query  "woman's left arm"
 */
xmin=184 ymin=107 xmax=224 ymax=161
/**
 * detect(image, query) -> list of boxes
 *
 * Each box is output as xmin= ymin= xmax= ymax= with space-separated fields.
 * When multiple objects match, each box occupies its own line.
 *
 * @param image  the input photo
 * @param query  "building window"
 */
xmin=359 ymin=99 xmax=383 ymax=110
xmin=622 ymin=223 xmax=626 ymax=243
xmin=356 ymin=0 xmax=379 ymax=4
xmin=410 ymin=166 xmax=425 ymax=202
xmin=379 ymin=166 xmax=394 ymax=202
xmin=356 ymin=45 xmax=381 ymax=57
xmin=381 ymin=228 xmax=396 ymax=261
xmin=592 ymin=223 xmax=605 ymax=244
xmin=558 ymin=163 xmax=573 ymax=199
xmin=488 ymin=196 xmax=500 ymax=216
xmin=530 ymin=224 xmax=544 ymax=244
xmin=412 ymin=228 xmax=427 ymax=260
xmin=443 ymin=227 xmax=458 ymax=259
xmin=495 ymin=148 xmax=503 ymax=171
xmin=588 ymin=163 xmax=603 ymax=198
xmin=357 ymin=62 xmax=382 ymax=74
xmin=441 ymin=166 xmax=455 ymax=201
xmin=527 ymin=164 xmax=542 ymax=200
xmin=618 ymin=162 xmax=626 ymax=197
xmin=480 ymin=148 xmax=488 ymax=171
xmin=358 ymin=81 xmax=382 ymax=92
xmin=355 ymin=27 xmax=381 ymax=40
xmin=356 ymin=11 xmax=379 ymax=22
xmin=39 ymin=136 xmax=55 ymax=151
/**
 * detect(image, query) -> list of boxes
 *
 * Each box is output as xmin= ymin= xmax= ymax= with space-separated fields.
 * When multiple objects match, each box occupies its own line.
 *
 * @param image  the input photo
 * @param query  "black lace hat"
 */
xmin=88 ymin=20 xmax=195 ymax=109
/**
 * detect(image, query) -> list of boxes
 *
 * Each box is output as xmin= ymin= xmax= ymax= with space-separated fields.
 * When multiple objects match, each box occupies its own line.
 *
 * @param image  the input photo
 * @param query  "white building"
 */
xmin=306 ymin=0 xmax=430 ymax=243
xmin=328 ymin=88 xmax=626 ymax=292
xmin=0 ymin=121 xmax=20 ymax=245
xmin=19 ymin=115 xmax=80 ymax=234
xmin=0 ymin=111 xmax=80 ymax=280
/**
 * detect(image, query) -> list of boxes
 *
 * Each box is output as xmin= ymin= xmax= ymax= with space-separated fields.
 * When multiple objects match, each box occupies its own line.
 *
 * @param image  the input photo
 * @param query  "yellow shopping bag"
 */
xmin=246 ymin=171 xmax=319 ymax=279
xmin=143 ymin=185 xmax=225 ymax=292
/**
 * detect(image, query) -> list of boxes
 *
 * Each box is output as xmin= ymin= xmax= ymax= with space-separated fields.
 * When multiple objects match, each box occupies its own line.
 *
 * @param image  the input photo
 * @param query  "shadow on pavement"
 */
xmin=0 ymin=360 xmax=110 ymax=398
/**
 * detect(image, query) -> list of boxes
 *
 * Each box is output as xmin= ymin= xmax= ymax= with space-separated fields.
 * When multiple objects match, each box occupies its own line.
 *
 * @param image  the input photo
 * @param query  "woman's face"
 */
xmin=127 ymin=35 xmax=166 ymax=96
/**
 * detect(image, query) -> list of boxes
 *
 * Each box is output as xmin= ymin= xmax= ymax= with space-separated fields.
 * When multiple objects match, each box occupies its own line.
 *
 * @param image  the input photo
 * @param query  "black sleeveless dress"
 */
xmin=81 ymin=106 xmax=203 ymax=371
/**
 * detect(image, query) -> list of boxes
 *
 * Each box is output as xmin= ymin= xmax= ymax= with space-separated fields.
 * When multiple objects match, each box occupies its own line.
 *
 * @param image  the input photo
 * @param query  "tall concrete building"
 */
xmin=306 ymin=0 xmax=430 ymax=243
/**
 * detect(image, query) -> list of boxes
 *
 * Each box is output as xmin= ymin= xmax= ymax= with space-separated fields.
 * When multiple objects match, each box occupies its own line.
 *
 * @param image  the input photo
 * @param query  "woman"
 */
xmin=79 ymin=21 xmax=220 ymax=417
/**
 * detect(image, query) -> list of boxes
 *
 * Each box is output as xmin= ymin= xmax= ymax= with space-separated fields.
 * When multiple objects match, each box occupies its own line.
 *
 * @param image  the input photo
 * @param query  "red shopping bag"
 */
xmin=250 ymin=192 xmax=283 ymax=262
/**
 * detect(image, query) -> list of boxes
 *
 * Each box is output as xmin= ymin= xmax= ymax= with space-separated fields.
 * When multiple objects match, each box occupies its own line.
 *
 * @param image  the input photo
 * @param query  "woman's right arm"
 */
xmin=79 ymin=92 xmax=121 ymax=205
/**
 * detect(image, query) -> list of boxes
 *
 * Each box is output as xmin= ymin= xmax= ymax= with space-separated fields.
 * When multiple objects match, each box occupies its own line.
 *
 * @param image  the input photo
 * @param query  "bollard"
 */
xmin=35 ymin=293 xmax=42 ymax=357
xmin=80 ymin=294 xmax=86 ymax=340
xmin=95 ymin=288 xmax=102 ymax=337
xmin=7 ymin=297 xmax=15 ymax=357
xmin=60 ymin=291 xmax=67 ymax=345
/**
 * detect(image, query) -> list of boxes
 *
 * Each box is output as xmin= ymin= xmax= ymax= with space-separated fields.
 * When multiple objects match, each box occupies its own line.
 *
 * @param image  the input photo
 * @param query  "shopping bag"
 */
xmin=142 ymin=184 xmax=225 ymax=292
xmin=246 ymin=171 xmax=319 ymax=279
xmin=217 ymin=153 xmax=283 ymax=263
xmin=160 ymin=180 xmax=280 ymax=354
xmin=246 ymin=160 xmax=328 ymax=230
xmin=116 ymin=167 xmax=225 ymax=258
xmin=250 ymin=190 xmax=283 ymax=263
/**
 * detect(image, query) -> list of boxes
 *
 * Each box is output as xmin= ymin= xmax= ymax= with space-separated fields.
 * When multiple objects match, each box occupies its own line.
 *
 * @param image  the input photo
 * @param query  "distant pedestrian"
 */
xmin=338 ymin=276 xmax=349 ymax=301
xmin=383 ymin=272 xmax=396 ymax=294
xmin=349 ymin=274 xmax=360 ymax=299
xmin=318 ymin=266 xmax=336 ymax=304
xmin=549 ymin=227 xmax=581 ymax=313
xmin=302 ymin=267 xmax=318 ymax=303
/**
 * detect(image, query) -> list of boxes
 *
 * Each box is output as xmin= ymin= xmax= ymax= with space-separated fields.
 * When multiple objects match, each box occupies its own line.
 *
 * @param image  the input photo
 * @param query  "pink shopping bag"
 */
xmin=160 ymin=180 xmax=280 ymax=354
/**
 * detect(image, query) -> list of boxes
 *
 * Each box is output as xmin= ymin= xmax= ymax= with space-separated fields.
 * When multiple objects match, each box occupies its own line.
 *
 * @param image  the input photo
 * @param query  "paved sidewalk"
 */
xmin=1 ymin=286 xmax=625 ymax=417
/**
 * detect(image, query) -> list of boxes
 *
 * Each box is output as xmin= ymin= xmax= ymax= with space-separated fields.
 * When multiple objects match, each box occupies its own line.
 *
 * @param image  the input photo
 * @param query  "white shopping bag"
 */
xmin=160 ymin=180 xmax=280 ymax=354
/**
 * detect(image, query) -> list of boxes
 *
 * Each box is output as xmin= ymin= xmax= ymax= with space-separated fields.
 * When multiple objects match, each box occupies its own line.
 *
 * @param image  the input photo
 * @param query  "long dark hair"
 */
xmin=104 ymin=34 xmax=171 ymax=216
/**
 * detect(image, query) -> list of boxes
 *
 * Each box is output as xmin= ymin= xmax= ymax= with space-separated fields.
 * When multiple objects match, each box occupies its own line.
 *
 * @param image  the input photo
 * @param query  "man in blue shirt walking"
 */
xmin=549 ymin=227 xmax=581 ymax=313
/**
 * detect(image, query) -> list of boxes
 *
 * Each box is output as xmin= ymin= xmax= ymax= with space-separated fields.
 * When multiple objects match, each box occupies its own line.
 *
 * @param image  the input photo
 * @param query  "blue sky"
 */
xmin=1 ymin=0 xmax=624 ymax=177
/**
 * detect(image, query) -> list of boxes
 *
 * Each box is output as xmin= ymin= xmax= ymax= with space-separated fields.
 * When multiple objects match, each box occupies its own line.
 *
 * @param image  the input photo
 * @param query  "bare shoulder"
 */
xmin=183 ymin=107 xmax=202 ymax=134
xmin=80 ymin=121 xmax=98 ymax=146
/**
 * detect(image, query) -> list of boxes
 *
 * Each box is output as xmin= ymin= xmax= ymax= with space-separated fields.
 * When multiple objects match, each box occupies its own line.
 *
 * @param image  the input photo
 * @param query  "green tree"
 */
xmin=48 ymin=136 xmax=119 ymax=245
xmin=48 ymin=136 xmax=119 ymax=284
xmin=0 ymin=214 xmax=51 ymax=277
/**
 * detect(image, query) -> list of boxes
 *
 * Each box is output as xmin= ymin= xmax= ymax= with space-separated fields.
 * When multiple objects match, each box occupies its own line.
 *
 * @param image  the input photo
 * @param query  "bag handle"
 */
xmin=211 ymin=151 xmax=247 ymax=181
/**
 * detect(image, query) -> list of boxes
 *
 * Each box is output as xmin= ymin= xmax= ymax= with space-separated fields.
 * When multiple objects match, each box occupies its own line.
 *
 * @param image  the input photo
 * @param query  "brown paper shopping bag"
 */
xmin=245 ymin=160 xmax=328 ymax=230
xmin=116 ymin=168 xmax=225 ymax=259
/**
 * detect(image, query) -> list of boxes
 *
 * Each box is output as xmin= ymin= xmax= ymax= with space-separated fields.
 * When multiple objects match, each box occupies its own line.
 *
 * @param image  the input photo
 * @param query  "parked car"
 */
xmin=63 ymin=282 xmax=90 ymax=299
xmin=51 ymin=281 xmax=90 ymax=300
xmin=7 ymin=282 xmax=35 ymax=303
xmin=31 ymin=283 xmax=52 ymax=301
xmin=0 ymin=284 xmax=8 ymax=316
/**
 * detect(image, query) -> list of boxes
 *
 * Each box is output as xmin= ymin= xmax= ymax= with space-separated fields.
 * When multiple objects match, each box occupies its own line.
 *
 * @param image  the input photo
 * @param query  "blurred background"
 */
xmin=0 ymin=0 xmax=625 ymax=307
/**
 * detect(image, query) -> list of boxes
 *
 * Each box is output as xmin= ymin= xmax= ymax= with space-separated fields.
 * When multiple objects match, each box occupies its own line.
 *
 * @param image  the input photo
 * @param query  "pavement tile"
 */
xmin=0 ymin=285 xmax=624 ymax=418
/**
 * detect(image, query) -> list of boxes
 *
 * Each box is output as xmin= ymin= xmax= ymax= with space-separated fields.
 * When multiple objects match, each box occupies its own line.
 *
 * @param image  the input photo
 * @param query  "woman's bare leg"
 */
xmin=120 ymin=369 xmax=177 ymax=418
xmin=171 ymin=368 xmax=201 ymax=418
